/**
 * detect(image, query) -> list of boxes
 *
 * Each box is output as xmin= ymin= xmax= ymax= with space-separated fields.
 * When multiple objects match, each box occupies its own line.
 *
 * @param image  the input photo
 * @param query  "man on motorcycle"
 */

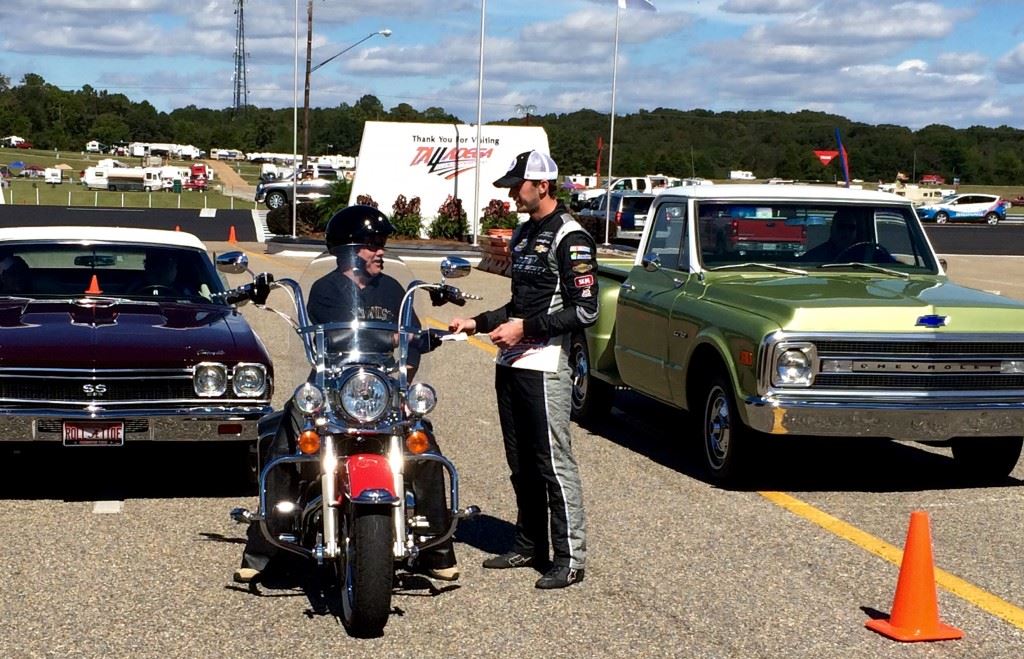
xmin=234 ymin=205 xmax=459 ymax=583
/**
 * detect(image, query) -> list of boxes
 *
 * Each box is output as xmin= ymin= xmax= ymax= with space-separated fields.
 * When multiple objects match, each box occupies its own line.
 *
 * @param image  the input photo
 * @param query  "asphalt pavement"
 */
xmin=0 ymin=243 xmax=1022 ymax=657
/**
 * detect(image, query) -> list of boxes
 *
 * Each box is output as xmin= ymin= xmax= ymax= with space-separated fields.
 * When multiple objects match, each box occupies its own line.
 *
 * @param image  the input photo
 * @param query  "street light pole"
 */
xmin=302 ymin=26 xmax=392 ymax=171
xmin=301 ymin=0 xmax=313 ymax=171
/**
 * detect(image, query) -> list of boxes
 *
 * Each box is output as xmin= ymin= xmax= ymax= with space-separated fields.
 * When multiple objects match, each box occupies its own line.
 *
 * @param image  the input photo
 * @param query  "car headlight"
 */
xmin=406 ymin=382 xmax=437 ymax=416
xmin=194 ymin=362 xmax=227 ymax=397
xmin=772 ymin=344 xmax=816 ymax=387
xmin=232 ymin=363 xmax=267 ymax=397
xmin=293 ymin=382 xmax=324 ymax=415
xmin=338 ymin=371 xmax=390 ymax=423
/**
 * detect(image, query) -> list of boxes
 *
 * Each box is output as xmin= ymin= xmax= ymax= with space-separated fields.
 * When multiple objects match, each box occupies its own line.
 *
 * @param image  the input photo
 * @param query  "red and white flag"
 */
xmin=618 ymin=0 xmax=656 ymax=10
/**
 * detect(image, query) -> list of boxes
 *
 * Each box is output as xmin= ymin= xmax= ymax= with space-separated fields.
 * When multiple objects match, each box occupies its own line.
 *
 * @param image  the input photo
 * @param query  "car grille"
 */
xmin=0 ymin=368 xmax=195 ymax=405
xmin=808 ymin=339 xmax=1024 ymax=392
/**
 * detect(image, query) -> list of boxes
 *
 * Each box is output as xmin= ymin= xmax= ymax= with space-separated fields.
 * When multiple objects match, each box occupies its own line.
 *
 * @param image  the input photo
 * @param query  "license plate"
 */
xmin=63 ymin=421 xmax=125 ymax=446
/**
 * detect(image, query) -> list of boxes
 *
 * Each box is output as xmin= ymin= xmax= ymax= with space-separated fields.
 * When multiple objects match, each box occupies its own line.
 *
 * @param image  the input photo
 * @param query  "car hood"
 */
xmin=702 ymin=273 xmax=1024 ymax=333
xmin=0 ymin=298 xmax=262 ymax=368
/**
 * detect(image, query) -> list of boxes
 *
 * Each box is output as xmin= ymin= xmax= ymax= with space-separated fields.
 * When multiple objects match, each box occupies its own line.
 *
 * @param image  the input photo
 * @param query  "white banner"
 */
xmin=349 ymin=121 xmax=550 ymax=236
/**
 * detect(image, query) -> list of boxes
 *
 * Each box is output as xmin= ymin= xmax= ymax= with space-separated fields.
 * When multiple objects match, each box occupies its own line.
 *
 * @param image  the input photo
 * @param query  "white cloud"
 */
xmin=995 ymin=43 xmax=1024 ymax=83
xmin=719 ymin=0 xmax=817 ymax=14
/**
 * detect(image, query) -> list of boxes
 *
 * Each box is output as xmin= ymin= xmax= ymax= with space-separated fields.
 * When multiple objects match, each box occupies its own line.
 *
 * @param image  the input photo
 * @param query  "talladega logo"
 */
xmin=410 ymin=146 xmax=494 ymax=180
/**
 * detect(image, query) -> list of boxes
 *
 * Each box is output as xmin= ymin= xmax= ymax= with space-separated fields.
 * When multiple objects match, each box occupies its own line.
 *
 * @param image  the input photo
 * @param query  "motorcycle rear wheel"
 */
xmin=340 ymin=505 xmax=394 ymax=638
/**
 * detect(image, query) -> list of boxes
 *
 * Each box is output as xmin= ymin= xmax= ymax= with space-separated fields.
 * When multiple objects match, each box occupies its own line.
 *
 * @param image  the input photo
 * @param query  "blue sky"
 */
xmin=0 ymin=0 xmax=1022 ymax=130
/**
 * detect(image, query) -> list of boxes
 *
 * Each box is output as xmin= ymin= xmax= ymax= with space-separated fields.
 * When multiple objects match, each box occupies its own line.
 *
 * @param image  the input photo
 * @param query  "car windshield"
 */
xmin=696 ymin=201 xmax=939 ymax=273
xmin=0 ymin=243 xmax=227 ymax=302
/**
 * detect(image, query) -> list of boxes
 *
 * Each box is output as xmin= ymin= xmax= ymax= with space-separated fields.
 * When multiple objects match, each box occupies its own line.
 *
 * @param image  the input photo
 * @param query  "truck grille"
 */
xmin=0 ymin=368 xmax=195 ymax=405
xmin=808 ymin=339 xmax=1024 ymax=392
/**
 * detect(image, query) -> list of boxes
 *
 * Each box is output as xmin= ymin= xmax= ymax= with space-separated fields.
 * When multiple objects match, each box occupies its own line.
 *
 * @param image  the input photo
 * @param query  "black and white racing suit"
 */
xmin=472 ymin=202 xmax=599 ymax=570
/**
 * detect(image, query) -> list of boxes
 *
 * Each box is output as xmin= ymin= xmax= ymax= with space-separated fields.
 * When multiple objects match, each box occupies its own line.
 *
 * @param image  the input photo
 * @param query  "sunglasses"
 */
xmin=360 ymin=237 xmax=387 ymax=250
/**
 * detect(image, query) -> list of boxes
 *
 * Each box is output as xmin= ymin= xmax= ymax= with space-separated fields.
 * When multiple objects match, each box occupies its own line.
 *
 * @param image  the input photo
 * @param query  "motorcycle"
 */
xmin=219 ymin=249 xmax=480 ymax=637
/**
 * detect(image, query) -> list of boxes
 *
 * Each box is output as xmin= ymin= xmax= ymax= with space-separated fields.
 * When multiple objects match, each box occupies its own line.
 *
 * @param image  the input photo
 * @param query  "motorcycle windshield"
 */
xmin=288 ymin=248 xmax=437 ymax=397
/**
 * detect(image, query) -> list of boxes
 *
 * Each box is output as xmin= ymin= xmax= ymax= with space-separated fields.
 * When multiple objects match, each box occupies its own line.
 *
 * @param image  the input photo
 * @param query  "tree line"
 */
xmin=2 ymin=73 xmax=1023 ymax=185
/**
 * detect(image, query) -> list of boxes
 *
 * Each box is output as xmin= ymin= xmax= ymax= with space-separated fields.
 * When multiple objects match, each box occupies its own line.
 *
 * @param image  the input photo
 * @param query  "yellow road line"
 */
xmin=760 ymin=490 xmax=1024 ymax=630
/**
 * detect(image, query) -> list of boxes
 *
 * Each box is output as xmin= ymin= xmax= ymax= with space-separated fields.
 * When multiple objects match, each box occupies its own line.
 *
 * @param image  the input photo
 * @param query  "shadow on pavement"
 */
xmin=0 ymin=442 xmax=255 ymax=500
xmin=583 ymin=390 xmax=1023 ymax=493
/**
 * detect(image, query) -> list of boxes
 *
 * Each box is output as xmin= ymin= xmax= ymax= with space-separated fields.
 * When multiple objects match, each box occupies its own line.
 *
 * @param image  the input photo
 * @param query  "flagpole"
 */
xmin=472 ymin=0 xmax=486 ymax=246
xmin=603 ymin=4 xmax=621 ymax=246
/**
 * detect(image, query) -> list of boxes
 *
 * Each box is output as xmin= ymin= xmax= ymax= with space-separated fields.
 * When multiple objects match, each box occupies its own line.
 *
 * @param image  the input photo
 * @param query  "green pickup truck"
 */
xmin=571 ymin=184 xmax=1024 ymax=484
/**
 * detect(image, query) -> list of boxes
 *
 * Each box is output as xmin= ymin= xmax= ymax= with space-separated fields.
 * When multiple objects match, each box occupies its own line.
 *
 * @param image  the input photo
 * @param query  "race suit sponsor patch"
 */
xmin=574 ymin=274 xmax=595 ymax=288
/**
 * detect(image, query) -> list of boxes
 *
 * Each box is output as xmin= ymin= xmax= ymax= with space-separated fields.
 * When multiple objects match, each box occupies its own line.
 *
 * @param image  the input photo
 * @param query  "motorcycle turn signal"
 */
xmin=298 ymin=428 xmax=321 ymax=454
xmin=405 ymin=429 xmax=430 ymax=454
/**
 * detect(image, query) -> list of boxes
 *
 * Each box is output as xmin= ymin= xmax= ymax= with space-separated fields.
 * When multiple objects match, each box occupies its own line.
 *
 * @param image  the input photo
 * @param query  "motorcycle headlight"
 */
xmin=339 ymin=371 xmax=390 ymax=423
xmin=293 ymin=382 xmax=324 ymax=415
xmin=194 ymin=362 xmax=227 ymax=397
xmin=232 ymin=363 xmax=267 ymax=397
xmin=406 ymin=382 xmax=437 ymax=416
xmin=772 ymin=344 xmax=816 ymax=387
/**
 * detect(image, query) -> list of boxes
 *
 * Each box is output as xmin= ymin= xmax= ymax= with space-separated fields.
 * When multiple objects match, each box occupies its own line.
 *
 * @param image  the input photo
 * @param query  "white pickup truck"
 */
xmin=570 ymin=175 xmax=681 ymax=209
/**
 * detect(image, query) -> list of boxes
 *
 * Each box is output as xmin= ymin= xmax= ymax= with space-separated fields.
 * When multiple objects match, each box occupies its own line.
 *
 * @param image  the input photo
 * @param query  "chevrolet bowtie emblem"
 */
xmin=916 ymin=314 xmax=948 ymax=328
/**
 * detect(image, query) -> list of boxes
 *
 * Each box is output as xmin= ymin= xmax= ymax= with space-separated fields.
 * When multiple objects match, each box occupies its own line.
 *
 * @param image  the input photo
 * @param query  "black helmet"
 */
xmin=324 ymin=205 xmax=394 ymax=254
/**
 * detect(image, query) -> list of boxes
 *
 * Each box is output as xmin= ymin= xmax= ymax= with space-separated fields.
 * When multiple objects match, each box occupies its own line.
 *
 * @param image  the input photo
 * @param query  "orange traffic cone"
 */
xmin=227 ymin=225 xmax=238 ymax=243
xmin=865 ymin=511 xmax=964 ymax=642
xmin=84 ymin=274 xmax=103 ymax=295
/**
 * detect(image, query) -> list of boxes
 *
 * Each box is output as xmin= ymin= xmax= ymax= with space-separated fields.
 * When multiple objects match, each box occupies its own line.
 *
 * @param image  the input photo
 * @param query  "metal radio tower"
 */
xmin=233 ymin=0 xmax=249 ymax=112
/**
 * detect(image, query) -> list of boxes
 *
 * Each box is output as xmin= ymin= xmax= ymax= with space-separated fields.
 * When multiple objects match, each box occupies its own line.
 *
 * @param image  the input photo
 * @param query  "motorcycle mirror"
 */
xmin=216 ymin=251 xmax=250 ymax=275
xmin=440 ymin=256 xmax=471 ymax=281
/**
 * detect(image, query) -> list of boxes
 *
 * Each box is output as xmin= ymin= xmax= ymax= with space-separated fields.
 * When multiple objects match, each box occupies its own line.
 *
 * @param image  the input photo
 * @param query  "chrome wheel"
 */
xmin=704 ymin=384 xmax=731 ymax=471
xmin=985 ymin=212 xmax=1000 ymax=225
xmin=934 ymin=211 xmax=949 ymax=224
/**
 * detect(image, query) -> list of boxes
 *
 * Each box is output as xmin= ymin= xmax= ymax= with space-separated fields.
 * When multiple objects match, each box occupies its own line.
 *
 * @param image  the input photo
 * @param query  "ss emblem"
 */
xmin=83 ymin=384 xmax=107 ymax=396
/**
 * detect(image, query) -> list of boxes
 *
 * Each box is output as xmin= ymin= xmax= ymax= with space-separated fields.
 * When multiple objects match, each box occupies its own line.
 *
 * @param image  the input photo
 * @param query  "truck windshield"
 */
xmin=696 ymin=202 xmax=938 ymax=274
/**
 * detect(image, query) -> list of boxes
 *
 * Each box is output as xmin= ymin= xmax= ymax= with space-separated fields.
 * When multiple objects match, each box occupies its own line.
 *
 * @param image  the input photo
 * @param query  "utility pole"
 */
xmin=301 ymin=0 xmax=313 ymax=171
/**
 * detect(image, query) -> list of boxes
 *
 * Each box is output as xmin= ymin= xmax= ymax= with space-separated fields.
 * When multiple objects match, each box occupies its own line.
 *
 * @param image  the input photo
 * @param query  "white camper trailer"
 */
xmin=82 ymin=165 xmax=162 ymax=192
xmin=43 ymin=168 xmax=63 ymax=184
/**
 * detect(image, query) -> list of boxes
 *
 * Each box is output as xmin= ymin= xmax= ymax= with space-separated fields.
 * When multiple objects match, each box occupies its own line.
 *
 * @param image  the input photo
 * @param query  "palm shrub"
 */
xmin=480 ymin=199 xmax=520 ymax=232
xmin=428 ymin=195 xmax=468 ymax=240
xmin=266 ymin=202 xmax=325 ymax=236
xmin=390 ymin=194 xmax=424 ymax=238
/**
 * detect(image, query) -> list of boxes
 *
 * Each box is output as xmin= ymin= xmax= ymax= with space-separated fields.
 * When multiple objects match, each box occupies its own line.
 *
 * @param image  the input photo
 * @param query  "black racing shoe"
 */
xmin=481 ymin=552 xmax=536 ymax=569
xmin=535 ymin=565 xmax=585 ymax=589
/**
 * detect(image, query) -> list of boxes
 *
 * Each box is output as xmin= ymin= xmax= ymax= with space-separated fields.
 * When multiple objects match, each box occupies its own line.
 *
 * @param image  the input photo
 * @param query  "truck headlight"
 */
xmin=406 ymin=383 xmax=437 ymax=416
xmin=772 ymin=344 xmax=816 ymax=387
xmin=293 ymin=382 xmax=324 ymax=415
xmin=194 ymin=362 xmax=227 ymax=397
xmin=232 ymin=363 xmax=267 ymax=397
xmin=338 ymin=371 xmax=390 ymax=423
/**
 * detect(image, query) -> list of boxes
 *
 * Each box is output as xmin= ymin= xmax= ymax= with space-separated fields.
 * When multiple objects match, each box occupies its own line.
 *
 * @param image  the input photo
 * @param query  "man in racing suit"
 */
xmin=450 ymin=150 xmax=598 ymax=589
xmin=235 ymin=205 xmax=457 ymax=584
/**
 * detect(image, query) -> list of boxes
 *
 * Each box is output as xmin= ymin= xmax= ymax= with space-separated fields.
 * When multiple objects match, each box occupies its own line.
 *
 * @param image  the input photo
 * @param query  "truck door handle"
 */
xmin=620 ymin=283 xmax=635 ymax=292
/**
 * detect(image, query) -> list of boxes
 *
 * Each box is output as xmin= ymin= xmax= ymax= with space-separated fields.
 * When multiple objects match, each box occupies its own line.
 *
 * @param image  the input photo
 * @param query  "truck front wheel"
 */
xmin=569 ymin=333 xmax=613 ymax=424
xmin=696 ymin=370 xmax=751 ymax=485
xmin=265 ymin=190 xmax=288 ymax=210
xmin=950 ymin=437 xmax=1022 ymax=482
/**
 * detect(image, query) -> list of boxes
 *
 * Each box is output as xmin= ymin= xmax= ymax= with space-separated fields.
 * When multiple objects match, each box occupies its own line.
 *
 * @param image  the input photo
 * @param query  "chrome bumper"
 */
xmin=0 ymin=406 xmax=271 ymax=441
xmin=743 ymin=397 xmax=1024 ymax=441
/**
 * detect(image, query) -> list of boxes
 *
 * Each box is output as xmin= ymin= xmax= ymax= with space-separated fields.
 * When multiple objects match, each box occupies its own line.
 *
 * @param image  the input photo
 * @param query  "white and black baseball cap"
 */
xmin=493 ymin=150 xmax=559 ymax=187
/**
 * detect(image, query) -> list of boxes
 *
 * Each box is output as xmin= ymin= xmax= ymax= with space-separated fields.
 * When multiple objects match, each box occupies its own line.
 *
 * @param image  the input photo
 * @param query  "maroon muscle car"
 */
xmin=0 ymin=226 xmax=272 ymax=447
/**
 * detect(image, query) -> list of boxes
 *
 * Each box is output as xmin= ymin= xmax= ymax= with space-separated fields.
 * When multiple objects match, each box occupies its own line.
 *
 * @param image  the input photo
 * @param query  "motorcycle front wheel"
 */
xmin=340 ymin=505 xmax=394 ymax=638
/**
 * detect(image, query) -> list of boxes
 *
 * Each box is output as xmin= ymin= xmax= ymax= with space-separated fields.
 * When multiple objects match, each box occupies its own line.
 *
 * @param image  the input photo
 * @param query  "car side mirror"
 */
xmin=939 ymin=257 xmax=948 ymax=273
xmin=642 ymin=252 xmax=662 ymax=272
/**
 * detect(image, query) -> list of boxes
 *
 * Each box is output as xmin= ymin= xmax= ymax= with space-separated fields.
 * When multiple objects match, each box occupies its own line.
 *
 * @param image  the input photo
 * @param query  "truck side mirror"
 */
xmin=641 ymin=252 xmax=662 ymax=272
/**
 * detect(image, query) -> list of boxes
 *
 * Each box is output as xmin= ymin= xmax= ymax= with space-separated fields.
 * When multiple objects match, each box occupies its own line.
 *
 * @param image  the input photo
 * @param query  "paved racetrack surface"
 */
xmin=0 ymin=242 xmax=1021 ymax=657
